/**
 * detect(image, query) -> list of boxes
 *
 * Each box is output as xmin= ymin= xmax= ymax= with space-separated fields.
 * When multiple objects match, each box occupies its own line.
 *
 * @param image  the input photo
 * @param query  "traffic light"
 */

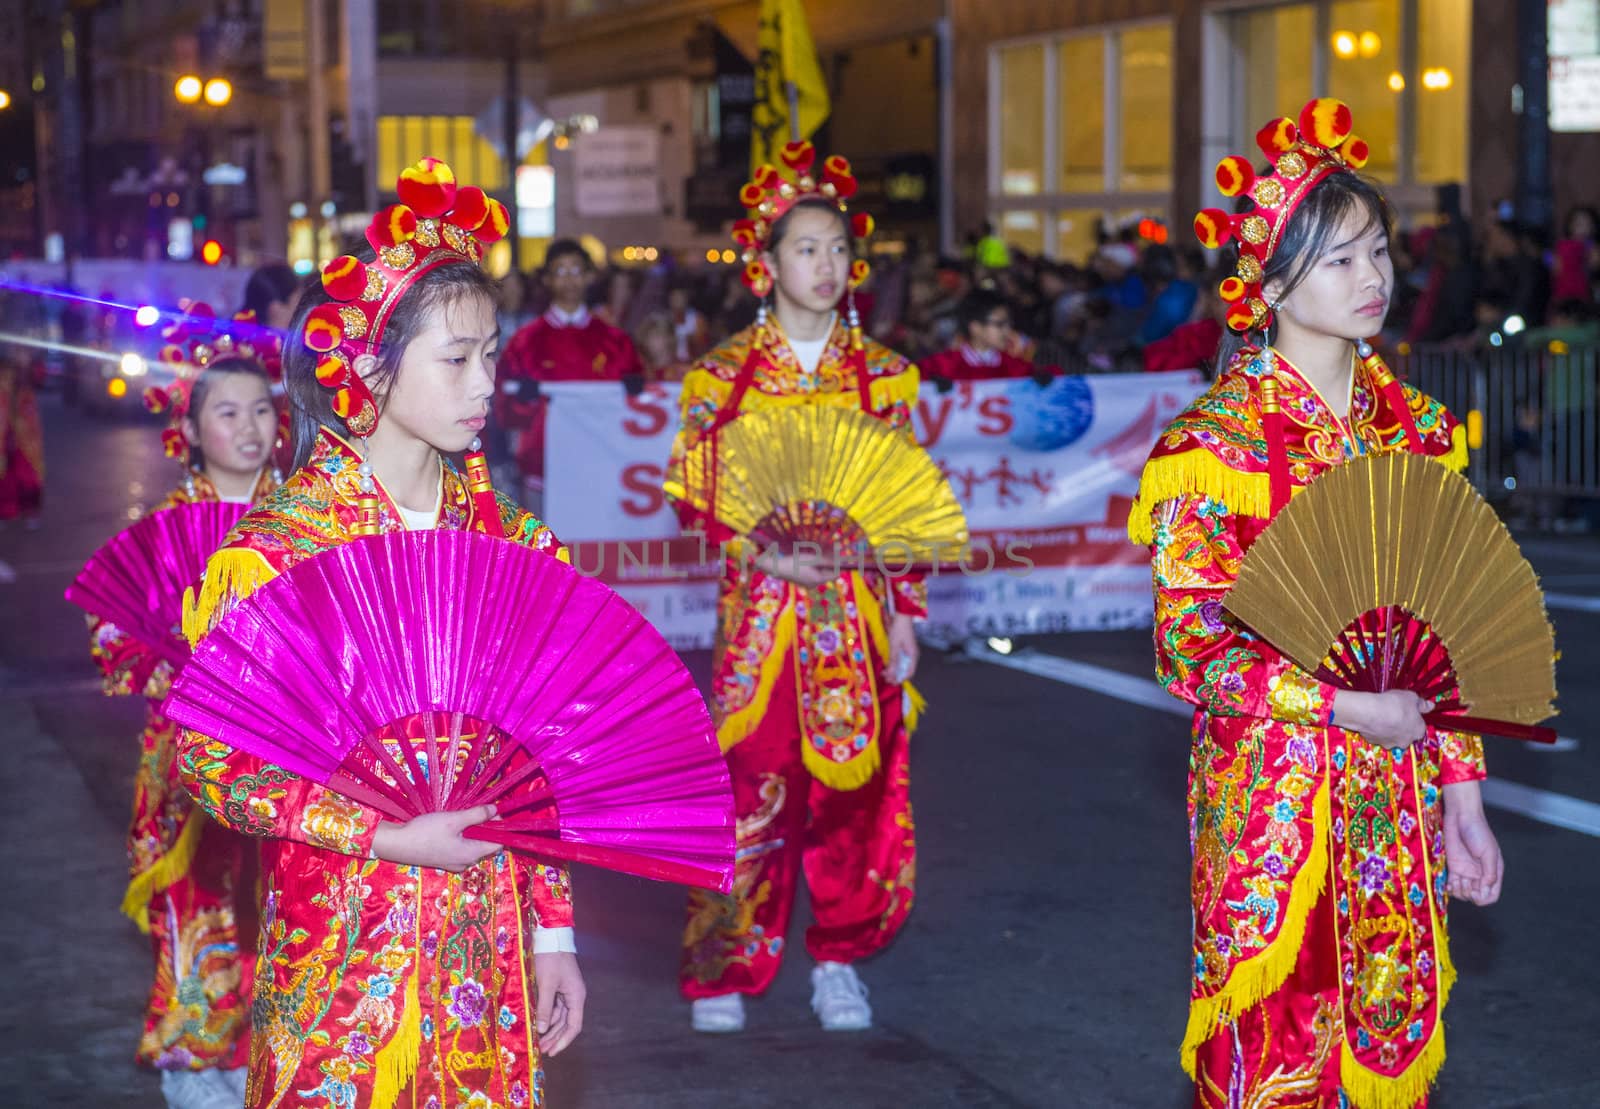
xmin=201 ymin=239 xmax=224 ymax=265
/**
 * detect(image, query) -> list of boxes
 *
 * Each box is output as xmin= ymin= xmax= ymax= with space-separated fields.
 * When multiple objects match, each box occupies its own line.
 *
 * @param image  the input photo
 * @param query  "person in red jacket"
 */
xmin=920 ymin=289 xmax=1037 ymax=384
xmin=497 ymin=239 xmax=644 ymax=503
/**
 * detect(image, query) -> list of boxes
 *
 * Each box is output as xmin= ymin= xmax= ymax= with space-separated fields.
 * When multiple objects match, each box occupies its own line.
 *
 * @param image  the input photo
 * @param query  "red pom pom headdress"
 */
xmin=1195 ymin=98 xmax=1372 ymax=334
xmin=733 ymin=142 xmax=875 ymax=301
xmin=143 ymin=302 xmax=284 ymax=468
xmin=307 ymin=157 xmax=509 ymax=437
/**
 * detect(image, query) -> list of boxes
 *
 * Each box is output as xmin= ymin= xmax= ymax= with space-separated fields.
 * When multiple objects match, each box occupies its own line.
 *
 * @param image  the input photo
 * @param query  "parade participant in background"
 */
xmin=664 ymin=142 xmax=925 ymax=1036
xmin=240 ymin=264 xmax=303 ymax=332
xmin=669 ymin=279 xmax=711 ymax=363
xmin=177 ymin=159 xmax=584 ymax=1109
xmin=920 ymin=288 xmax=1041 ymax=387
xmin=92 ymin=310 xmax=282 ymax=1109
xmin=0 ymin=294 xmax=46 ymax=529
xmin=1130 ymin=100 xmax=1502 ymax=1109
xmin=239 ymin=264 xmax=303 ymax=484
xmin=497 ymin=240 xmax=645 ymax=505
xmin=635 ymin=311 xmax=690 ymax=382
xmin=1143 ymin=269 xmax=1226 ymax=374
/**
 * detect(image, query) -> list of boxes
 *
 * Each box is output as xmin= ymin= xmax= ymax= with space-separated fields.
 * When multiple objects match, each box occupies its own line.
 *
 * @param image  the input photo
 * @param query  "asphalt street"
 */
xmin=2 ymin=395 xmax=1596 ymax=1108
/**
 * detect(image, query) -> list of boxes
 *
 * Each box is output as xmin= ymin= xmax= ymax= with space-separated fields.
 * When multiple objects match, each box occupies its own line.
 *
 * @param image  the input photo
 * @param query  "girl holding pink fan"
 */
xmin=175 ymin=160 xmax=586 ymax=1109
xmin=77 ymin=308 xmax=281 ymax=1108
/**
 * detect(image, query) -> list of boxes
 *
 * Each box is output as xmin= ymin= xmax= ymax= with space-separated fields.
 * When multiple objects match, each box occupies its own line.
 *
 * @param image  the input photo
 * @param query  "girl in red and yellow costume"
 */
xmin=91 ymin=309 xmax=282 ymax=1106
xmin=1130 ymin=100 xmax=1504 ymax=1109
xmin=176 ymin=159 xmax=585 ymax=1109
xmin=663 ymin=143 xmax=925 ymax=1034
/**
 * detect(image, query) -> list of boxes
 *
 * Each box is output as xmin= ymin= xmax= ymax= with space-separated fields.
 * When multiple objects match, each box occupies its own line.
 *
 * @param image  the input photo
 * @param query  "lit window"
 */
xmin=998 ymin=44 xmax=1046 ymax=196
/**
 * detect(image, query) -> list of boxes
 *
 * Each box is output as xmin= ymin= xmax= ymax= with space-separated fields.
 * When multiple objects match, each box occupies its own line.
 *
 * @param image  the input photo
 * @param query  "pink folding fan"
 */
xmin=65 ymin=501 xmax=249 ymax=666
xmin=163 ymin=529 xmax=734 ymax=892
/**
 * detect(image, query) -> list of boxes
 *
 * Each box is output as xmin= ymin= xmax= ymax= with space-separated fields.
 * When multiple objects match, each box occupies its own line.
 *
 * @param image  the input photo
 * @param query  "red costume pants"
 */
xmin=1192 ymin=888 xmax=1428 ymax=1109
xmin=679 ymin=650 xmax=915 ymax=998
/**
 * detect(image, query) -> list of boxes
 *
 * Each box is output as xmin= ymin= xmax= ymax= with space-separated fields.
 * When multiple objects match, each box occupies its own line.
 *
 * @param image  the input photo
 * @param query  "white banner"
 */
xmin=541 ymin=373 xmax=1205 ymax=649
xmin=572 ymin=127 xmax=661 ymax=217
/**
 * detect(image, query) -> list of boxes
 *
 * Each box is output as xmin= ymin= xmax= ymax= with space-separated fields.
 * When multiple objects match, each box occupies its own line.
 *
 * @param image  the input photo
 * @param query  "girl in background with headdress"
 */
xmin=664 ymin=142 xmax=924 ymax=1035
xmin=1129 ymin=100 xmax=1502 ymax=1108
xmin=176 ymin=159 xmax=584 ymax=1109
xmin=89 ymin=309 xmax=281 ymax=1109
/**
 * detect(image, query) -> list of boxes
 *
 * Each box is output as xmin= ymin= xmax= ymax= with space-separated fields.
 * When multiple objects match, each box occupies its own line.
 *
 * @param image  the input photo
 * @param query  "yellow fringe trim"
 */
xmin=904 ymin=682 xmax=927 ymax=734
xmin=1127 ymin=450 xmax=1274 ymax=546
xmin=676 ymin=364 xmax=919 ymax=418
xmin=716 ymin=601 xmax=797 ymax=753
xmin=1180 ymin=782 xmax=1332 ymax=1079
xmin=1439 ymin=423 xmax=1469 ymax=473
xmin=869 ymin=367 xmax=920 ymax=412
xmin=1128 ymin=424 xmax=1469 ymax=545
xmin=120 ymin=812 xmax=206 ymax=933
xmin=181 ymin=546 xmax=279 ymax=647
xmin=677 ymin=368 xmax=733 ymax=413
xmin=369 ymin=967 xmax=421 ymax=1109
xmin=1340 ymin=1025 xmax=1446 ymax=1109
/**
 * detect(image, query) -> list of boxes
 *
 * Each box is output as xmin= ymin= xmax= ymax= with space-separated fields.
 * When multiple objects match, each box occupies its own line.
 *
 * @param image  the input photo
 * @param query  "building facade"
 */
xmin=955 ymin=0 xmax=1600 ymax=262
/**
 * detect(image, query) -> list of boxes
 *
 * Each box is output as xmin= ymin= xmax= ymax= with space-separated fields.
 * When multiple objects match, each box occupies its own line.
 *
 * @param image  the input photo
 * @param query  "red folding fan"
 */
xmin=65 ymin=501 xmax=249 ymax=666
xmin=163 ymin=529 xmax=734 ymax=891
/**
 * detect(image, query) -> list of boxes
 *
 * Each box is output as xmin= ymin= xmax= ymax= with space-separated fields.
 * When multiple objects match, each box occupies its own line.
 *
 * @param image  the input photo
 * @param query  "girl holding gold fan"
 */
xmin=664 ymin=141 xmax=958 ymax=1034
xmin=1131 ymin=100 xmax=1509 ymax=1109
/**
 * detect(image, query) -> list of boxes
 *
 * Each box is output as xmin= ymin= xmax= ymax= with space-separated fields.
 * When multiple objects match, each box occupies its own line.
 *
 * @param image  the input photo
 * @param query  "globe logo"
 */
xmin=1007 ymin=376 xmax=1095 ymax=452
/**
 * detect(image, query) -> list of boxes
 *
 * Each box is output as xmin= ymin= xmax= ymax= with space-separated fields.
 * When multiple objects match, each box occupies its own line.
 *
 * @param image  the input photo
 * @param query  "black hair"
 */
xmin=241 ymin=263 xmax=302 ymax=321
xmin=543 ymin=238 xmax=593 ymax=274
xmin=767 ymin=198 xmax=852 ymax=254
xmin=1216 ymin=170 xmax=1393 ymax=370
xmin=1565 ymin=205 xmax=1600 ymax=240
xmin=1142 ymin=244 xmax=1179 ymax=286
xmin=283 ymin=245 xmax=498 ymax=469
xmin=956 ymin=288 xmax=1011 ymax=337
xmin=184 ymin=356 xmax=274 ymax=473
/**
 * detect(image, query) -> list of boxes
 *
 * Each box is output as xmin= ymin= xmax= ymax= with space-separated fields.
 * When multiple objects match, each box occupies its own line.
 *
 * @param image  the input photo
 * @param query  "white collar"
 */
xmin=960 ymin=343 xmax=1002 ymax=367
xmin=546 ymin=304 xmax=592 ymax=328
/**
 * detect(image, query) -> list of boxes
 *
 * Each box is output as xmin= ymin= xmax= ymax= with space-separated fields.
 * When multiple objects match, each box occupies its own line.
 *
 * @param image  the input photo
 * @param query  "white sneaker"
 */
xmin=691 ymin=993 xmax=746 ymax=1033
xmin=159 ymin=1068 xmax=244 ymax=1109
xmin=810 ymin=961 xmax=872 ymax=1031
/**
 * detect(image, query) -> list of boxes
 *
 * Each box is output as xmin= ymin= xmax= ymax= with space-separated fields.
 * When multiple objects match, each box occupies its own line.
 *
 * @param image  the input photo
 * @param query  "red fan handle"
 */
xmin=1423 ymin=712 xmax=1558 ymax=745
xmin=464 ymin=825 xmax=731 ymax=892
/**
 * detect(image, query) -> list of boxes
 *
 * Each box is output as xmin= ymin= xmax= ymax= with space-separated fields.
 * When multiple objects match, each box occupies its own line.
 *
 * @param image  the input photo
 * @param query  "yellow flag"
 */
xmin=750 ymin=0 xmax=831 ymax=177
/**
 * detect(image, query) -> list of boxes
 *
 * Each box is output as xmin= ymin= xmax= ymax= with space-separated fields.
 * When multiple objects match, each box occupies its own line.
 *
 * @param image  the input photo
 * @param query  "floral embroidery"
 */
xmin=175 ymin=430 xmax=571 ymax=1108
xmin=301 ymin=790 xmax=370 ymax=853
xmin=1143 ymin=348 xmax=1476 ymax=1092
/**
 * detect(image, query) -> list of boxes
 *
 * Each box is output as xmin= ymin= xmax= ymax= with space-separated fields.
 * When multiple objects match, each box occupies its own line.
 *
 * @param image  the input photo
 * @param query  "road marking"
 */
xmin=1546 ymin=592 xmax=1600 ymax=614
xmin=965 ymin=641 xmax=1599 ymax=838
xmin=0 ymin=676 xmax=108 ymax=700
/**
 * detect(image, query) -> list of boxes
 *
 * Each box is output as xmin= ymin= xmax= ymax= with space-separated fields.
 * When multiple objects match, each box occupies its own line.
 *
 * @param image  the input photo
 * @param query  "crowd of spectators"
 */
xmin=492 ymin=203 xmax=1600 ymax=388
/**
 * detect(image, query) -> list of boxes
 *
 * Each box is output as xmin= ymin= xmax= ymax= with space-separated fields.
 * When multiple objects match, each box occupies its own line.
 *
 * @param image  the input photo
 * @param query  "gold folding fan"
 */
xmin=692 ymin=405 xmax=969 ymax=564
xmin=1224 ymin=452 xmax=1557 ymax=741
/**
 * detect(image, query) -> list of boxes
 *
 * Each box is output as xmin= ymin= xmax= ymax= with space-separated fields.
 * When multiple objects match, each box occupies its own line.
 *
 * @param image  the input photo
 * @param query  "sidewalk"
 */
xmin=0 ymin=685 xmax=159 ymax=1107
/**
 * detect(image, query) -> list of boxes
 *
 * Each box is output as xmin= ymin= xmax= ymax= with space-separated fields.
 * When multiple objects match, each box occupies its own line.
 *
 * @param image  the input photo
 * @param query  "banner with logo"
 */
xmin=541 ymin=373 xmax=1205 ymax=649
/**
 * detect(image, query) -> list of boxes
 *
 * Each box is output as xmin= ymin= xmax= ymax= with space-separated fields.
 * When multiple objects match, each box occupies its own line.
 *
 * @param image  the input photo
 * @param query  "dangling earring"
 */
xmin=182 ymin=467 xmax=197 ymax=499
xmin=353 ymin=438 xmax=380 ymax=536
xmin=755 ymin=297 xmax=770 ymax=330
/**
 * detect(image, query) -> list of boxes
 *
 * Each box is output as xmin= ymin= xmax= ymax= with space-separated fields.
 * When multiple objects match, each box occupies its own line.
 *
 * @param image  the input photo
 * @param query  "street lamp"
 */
xmin=203 ymin=78 xmax=232 ymax=107
xmin=0 ymin=90 xmax=11 ymax=110
xmin=174 ymin=75 xmax=203 ymax=104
